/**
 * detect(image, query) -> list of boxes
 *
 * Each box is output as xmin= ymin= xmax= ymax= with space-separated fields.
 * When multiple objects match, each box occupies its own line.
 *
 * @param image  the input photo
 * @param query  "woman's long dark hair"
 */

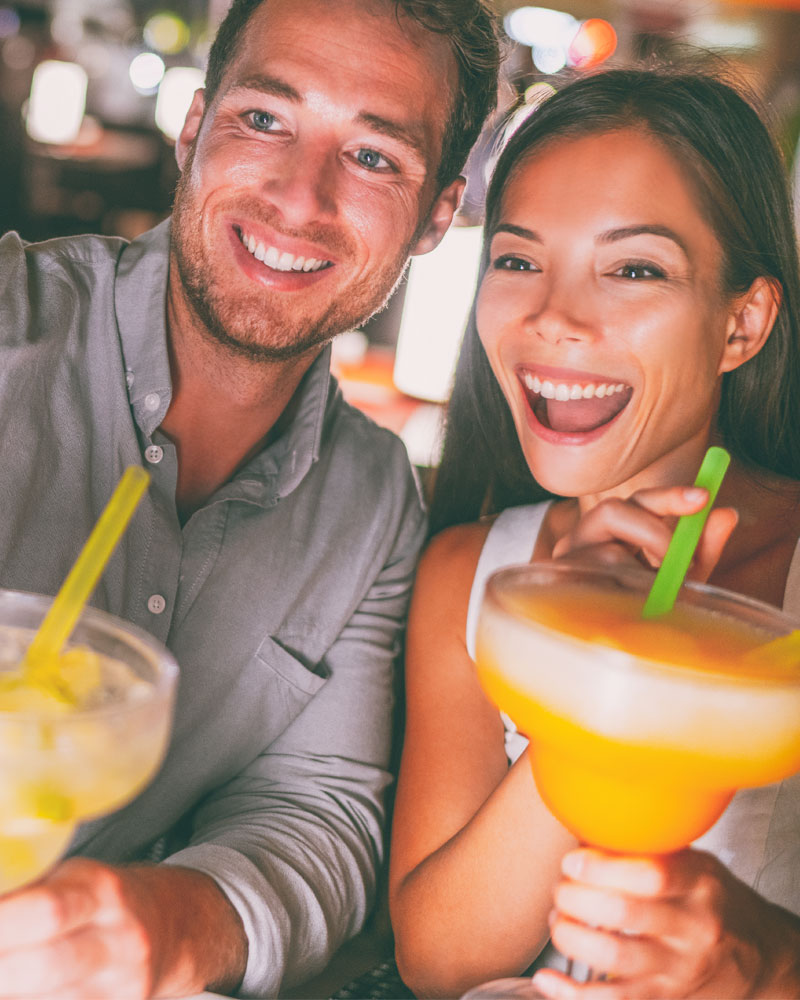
xmin=428 ymin=66 xmax=800 ymax=537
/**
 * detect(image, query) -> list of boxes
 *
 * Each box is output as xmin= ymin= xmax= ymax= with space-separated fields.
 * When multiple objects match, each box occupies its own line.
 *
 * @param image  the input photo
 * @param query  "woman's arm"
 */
xmin=389 ymin=524 xmax=576 ymax=998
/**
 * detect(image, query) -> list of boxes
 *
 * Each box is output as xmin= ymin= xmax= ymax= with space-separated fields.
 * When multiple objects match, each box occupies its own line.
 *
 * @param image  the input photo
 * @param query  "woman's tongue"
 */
xmin=535 ymin=389 xmax=631 ymax=433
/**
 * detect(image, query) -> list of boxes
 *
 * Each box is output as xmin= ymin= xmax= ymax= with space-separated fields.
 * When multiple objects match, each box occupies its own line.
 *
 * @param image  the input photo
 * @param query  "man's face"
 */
xmin=171 ymin=0 xmax=463 ymax=361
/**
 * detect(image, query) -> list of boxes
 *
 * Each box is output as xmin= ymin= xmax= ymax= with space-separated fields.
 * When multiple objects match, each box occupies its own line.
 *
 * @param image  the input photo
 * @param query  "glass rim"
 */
xmin=483 ymin=559 xmax=800 ymax=687
xmin=0 ymin=589 xmax=179 ymax=721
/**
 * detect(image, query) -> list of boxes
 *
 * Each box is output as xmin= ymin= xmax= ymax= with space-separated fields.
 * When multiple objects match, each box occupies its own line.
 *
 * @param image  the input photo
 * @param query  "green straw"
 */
xmin=25 ymin=466 xmax=151 ymax=675
xmin=642 ymin=446 xmax=731 ymax=619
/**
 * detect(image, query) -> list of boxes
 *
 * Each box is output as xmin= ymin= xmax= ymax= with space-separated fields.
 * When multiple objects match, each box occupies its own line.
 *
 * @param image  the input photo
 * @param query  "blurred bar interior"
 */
xmin=3 ymin=0 xmax=800 ymax=481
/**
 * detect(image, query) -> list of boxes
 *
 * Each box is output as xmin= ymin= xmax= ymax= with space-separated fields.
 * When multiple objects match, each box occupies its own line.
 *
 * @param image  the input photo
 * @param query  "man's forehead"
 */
xmin=217 ymin=0 xmax=457 ymax=155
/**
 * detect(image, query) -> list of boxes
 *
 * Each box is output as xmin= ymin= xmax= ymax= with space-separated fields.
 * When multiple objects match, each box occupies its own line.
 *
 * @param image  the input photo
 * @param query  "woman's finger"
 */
xmin=552 ymin=541 xmax=648 ymax=570
xmin=688 ymin=507 xmax=739 ymax=582
xmin=549 ymin=912 xmax=675 ymax=983
xmin=552 ymin=880 xmax=690 ymax=939
xmin=559 ymin=847 xmax=716 ymax=898
xmin=552 ymin=500 xmax=676 ymax=562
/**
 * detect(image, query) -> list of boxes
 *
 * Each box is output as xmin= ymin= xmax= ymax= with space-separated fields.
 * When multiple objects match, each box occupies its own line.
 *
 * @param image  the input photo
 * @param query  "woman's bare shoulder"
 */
xmin=409 ymin=519 xmax=496 ymax=642
xmin=421 ymin=519 xmax=495 ymax=575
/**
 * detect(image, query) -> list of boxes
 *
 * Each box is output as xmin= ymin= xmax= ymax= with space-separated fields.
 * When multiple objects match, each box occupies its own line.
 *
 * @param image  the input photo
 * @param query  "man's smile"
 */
xmin=235 ymin=226 xmax=334 ymax=273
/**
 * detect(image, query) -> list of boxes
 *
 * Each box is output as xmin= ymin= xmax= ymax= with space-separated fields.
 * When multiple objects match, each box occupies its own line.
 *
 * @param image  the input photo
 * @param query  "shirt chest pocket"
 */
xmin=251 ymin=634 xmax=328 ymax=740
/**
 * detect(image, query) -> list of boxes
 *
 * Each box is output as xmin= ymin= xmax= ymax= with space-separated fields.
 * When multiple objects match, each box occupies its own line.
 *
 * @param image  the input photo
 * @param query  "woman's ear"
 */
xmin=718 ymin=275 xmax=782 ymax=374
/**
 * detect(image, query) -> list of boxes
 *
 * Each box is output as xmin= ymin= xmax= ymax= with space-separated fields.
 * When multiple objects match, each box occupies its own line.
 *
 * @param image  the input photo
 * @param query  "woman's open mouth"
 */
xmin=518 ymin=369 xmax=633 ymax=437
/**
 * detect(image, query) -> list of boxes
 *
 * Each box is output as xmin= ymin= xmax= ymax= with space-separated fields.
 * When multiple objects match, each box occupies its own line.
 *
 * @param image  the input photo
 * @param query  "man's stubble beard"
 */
xmin=170 ymin=157 xmax=424 ymax=364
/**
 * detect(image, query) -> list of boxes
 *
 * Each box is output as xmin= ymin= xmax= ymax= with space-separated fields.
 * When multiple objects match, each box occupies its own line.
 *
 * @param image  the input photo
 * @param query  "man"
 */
xmin=0 ymin=0 xmax=500 ymax=996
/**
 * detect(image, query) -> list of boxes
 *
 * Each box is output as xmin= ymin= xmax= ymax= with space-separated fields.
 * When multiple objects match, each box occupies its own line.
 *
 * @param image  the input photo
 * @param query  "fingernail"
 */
xmin=561 ymin=852 xmax=581 ymax=878
xmin=684 ymin=487 xmax=707 ymax=502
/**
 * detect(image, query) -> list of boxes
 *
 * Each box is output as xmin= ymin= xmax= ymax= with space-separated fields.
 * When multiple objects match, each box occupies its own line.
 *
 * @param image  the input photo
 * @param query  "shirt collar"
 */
xmin=114 ymin=218 xmax=336 ymax=502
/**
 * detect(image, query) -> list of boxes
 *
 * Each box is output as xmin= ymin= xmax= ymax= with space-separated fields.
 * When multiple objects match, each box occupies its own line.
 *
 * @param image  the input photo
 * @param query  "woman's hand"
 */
xmin=532 ymin=847 xmax=800 ymax=999
xmin=551 ymin=486 xmax=738 ymax=583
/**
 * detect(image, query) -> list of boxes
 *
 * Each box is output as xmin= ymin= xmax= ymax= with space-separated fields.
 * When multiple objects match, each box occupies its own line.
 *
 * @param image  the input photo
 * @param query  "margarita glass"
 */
xmin=468 ymin=561 xmax=800 ymax=992
xmin=0 ymin=590 xmax=178 ymax=895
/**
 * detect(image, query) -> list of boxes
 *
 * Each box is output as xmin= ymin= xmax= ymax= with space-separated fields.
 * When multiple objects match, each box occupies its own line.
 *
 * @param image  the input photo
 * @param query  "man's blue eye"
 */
xmin=250 ymin=111 xmax=276 ymax=132
xmin=356 ymin=148 xmax=385 ymax=170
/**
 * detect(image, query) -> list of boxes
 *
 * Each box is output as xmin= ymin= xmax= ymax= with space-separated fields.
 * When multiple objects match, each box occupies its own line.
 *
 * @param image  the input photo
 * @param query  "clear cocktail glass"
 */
xmin=0 ymin=590 xmax=179 ymax=895
xmin=468 ymin=561 xmax=800 ymax=993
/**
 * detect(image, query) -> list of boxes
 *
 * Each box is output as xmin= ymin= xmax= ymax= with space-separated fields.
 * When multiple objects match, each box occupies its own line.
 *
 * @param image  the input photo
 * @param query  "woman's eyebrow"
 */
xmin=493 ymin=222 xmax=542 ymax=242
xmin=598 ymin=224 xmax=689 ymax=255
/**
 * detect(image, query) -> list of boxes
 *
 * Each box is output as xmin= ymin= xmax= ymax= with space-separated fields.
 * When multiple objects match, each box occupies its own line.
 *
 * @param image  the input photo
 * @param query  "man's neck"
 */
xmin=162 ymin=287 xmax=323 ymax=522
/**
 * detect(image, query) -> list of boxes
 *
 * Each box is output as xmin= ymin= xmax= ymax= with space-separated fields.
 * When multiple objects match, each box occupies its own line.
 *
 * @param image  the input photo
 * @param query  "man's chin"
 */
xmin=204 ymin=319 xmax=328 ymax=363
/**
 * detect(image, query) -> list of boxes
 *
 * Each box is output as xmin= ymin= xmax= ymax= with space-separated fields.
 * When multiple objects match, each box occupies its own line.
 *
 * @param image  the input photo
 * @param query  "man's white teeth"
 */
xmin=522 ymin=372 xmax=627 ymax=399
xmin=241 ymin=232 xmax=329 ymax=272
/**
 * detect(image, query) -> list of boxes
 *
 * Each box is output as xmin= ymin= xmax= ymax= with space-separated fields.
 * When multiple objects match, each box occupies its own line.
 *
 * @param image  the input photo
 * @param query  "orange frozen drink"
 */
xmin=476 ymin=563 xmax=800 ymax=853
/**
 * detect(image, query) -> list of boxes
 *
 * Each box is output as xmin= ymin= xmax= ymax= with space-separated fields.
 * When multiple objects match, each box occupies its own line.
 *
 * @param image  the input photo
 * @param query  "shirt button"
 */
xmin=144 ymin=392 xmax=161 ymax=412
xmin=145 ymin=444 xmax=163 ymax=465
xmin=125 ymin=371 xmax=135 ymax=389
xmin=147 ymin=594 xmax=166 ymax=615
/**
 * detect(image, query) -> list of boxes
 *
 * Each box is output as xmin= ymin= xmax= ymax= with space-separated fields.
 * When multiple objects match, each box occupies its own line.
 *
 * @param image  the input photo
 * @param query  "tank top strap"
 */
xmin=465 ymin=502 xmax=551 ymax=660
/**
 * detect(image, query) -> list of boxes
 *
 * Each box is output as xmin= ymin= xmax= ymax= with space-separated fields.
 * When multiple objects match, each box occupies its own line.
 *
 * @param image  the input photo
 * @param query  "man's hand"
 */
xmin=532 ymin=847 xmax=800 ymax=999
xmin=0 ymin=857 xmax=247 ymax=999
xmin=551 ymin=486 xmax=738 ymax=583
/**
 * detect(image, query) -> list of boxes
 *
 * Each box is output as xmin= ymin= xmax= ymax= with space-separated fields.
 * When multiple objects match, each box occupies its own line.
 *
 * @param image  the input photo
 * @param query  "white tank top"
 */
xmin=465 ymin=502 xmax=800 ymax=917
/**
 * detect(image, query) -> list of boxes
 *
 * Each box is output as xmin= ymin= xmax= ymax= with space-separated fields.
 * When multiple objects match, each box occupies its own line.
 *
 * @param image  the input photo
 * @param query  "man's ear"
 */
xmin=718 ymin=275 xmax=782 ymax=374
xmin=411 ymin=176 xmax=466 ymax=256
xmin=175 ymin=88 xmax=206 ymax=172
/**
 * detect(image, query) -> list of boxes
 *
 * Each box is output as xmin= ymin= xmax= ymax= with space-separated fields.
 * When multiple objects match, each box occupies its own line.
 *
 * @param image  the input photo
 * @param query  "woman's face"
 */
xmin=476 ymin=127 xmax=739 ymax=502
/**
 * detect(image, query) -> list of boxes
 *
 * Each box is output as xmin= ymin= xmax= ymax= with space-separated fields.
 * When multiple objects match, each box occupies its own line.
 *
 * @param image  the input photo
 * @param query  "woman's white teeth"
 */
xmin=241 ymin=232 xmax=329 ymax=272
xmin=522 ymin=372 xmax=628 ymax=399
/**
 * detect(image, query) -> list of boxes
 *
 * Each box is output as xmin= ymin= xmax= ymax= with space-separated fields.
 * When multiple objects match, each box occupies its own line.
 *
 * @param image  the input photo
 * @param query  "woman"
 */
xmin=389 ymin=67 xmax=800 ymax=999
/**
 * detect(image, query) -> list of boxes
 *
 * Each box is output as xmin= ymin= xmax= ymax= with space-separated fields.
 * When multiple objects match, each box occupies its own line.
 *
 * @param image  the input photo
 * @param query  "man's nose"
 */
xmin=263 ymin=144 xmax=337 ymax=229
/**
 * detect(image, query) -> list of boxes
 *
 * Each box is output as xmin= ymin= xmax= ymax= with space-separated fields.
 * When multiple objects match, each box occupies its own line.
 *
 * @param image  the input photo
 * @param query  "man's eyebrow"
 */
xmin=220 ymin=79 xmax=427 ymax=161
xmin=356 ymin=112 xmax=427 ymax=160
xmin=598 ymin=224 xmax=689 ymax=255
xmin=226 ymin=74 xmax=302 ymax=102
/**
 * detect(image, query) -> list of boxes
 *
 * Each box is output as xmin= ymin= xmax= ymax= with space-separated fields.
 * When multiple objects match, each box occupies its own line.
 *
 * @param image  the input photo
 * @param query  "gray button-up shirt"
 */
xmin=0 ymin=221 xmax=426 ymax=996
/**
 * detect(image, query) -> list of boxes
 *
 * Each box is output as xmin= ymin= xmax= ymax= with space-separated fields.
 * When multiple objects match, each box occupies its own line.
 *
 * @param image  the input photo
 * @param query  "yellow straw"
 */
xmin=25 ymin=466 xmax=150 ymax=676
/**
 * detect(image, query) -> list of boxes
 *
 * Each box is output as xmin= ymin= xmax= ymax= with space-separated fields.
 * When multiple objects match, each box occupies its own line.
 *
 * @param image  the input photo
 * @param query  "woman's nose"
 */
xmin=525 ymin=285 xmax=598 ymax=345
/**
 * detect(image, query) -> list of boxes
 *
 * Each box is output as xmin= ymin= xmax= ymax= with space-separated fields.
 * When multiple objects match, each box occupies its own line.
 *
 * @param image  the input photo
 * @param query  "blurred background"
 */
xmin=3 ymin=0 xmax=800 ymax=472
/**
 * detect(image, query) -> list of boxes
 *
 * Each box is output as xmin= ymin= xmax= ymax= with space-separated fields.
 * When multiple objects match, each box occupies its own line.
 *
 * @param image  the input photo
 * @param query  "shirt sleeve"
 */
xmin=162 ymin=468 xmax=427 ymax=998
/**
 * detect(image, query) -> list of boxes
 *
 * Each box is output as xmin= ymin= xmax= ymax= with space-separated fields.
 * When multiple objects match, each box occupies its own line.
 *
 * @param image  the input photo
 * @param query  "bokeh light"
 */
xmin=129 ymin=52 xmax=166 ymax=94
xmin=26 ymin=60 xmax=88 ymax=145
xmin=0 ymin=6 xmax=20 ymax=39
xmin=568 ymin=18 xmax=618 ymax=69
xmin=504 ymin=7 xmax=576 ymax=49
xmin=155 ymin=66 xmax=204 ymax=141
xmin=143 ymin=12 xmax=190 ymax=56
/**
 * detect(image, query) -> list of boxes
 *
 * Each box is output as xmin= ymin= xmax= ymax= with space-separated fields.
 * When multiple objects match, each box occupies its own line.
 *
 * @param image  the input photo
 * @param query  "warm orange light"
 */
xmin=568 ymin=18 xmax=617 ymax=69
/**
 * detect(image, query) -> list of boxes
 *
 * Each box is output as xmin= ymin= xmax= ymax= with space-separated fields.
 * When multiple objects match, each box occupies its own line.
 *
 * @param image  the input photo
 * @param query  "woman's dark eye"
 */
xmin=494 ymin=255 xmax=534 ymax=271
xmin=356 ymin=148 xmax=388 ymax=170
xmin=615 ymin=262 xmax=665 ymax=280
xmin=249 ymin=111 xmax=277 ymax=132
